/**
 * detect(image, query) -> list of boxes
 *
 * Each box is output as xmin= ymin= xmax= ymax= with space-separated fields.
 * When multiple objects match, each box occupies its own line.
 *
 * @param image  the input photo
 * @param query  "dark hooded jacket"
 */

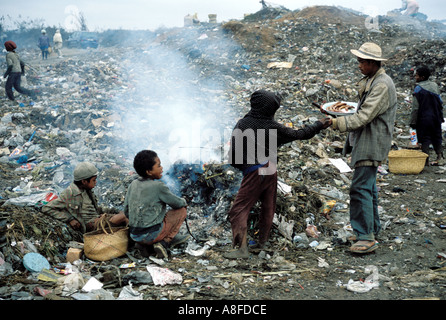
xmin=229 ymin=90 xmax=324 ymax=174
xmin=411 ymin=81 xmax=444 ymax=146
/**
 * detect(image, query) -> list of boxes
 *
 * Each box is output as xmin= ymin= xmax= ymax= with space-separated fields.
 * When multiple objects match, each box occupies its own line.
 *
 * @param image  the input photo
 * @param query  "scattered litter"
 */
xmin=267 ymin=61 xmax=293 ymax=69
xmin=317 ymin=257 xmax=329 ymax=268
xmin=146 ymin=266 xmax=183 ymax=286
xmin=274 ymin=214 xmax=294 ymax=240
xmin=118 ymin=283 xmax=143 ymax=300
xmin=185 ymin=240 xmax=215 ymax=256
xmin=346 ymin=265 xmax=381 ymax=293
xmin=72 ymin=288 xmax=115 ymax=300
xmin=149 ymin=256 xmax=166 ymax=266
xmin=22 ymin=252 xmax=50 ymax=273
xmin=82 ymin=277 xmax=103 ymax=292
xmin=0 ymin=4 xmax=445 ymax=301
xmin=329 ymin=158 xmax=352 ymax=173
xmin=119 ymin=262 xmax=136 ymax=268
xmin=305 ymin=225 xmax=320 ymax=238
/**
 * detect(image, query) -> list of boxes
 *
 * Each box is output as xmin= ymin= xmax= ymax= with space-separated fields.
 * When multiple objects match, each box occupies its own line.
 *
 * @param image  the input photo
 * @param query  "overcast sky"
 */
xmin=2 ymin=0 xmax=445 ymax=31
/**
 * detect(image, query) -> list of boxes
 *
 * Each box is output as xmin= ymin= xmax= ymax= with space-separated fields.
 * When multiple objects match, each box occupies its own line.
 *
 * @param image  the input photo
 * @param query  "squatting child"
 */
xmin=42 ymin=162 xmax=128 ymax=233
xmin=124 ymin=150 xmax=189 ymax=259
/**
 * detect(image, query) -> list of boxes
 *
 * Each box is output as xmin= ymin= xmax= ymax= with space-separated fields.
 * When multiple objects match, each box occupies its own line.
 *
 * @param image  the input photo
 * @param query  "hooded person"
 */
xmin=224 ymin=89 xmax=331 ymax=259
xmin=53 ymin=29 xmax=63 ymax=57
xmin=328 ymin=42 xmax=397 ymax=254
xmin=409 ymin=66 xmax=444 ymax=165
xmin=3 ymin=40 xmax=37 ymax=101
xmin=42 ymin=162 xmax=128 ymax=233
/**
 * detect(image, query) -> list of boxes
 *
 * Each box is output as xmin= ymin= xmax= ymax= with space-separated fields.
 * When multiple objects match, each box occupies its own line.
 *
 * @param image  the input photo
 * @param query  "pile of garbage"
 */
xmin=1 ymin=5 xmax=446 ymax=300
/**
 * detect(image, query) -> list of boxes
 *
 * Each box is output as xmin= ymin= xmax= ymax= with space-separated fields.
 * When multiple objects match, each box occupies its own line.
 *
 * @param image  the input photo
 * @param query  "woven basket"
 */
xmin=83 ymin=217 xmax=129 ymax=261
xmin=388 ymin=149 xmax=428 ymax=174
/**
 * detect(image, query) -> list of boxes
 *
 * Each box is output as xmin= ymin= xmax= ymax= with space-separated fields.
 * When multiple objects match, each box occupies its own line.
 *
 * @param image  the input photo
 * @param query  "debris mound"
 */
xmin=290 ymin=5 xmax=365 ymax=26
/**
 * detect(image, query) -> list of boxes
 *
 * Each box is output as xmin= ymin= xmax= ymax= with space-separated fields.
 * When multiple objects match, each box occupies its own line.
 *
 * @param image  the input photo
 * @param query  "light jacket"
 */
xmin=332 ymin=68 xmax=397 ymax=167
xmin=42 ymin=182 xmax=107 ymax=233
xmin=53 ymin=32 xmax=63 ymax=43
xmin=123 ymin=177 xmax=187 ymax=229
xmin=4 ymin=52 xmax=25 ymax=77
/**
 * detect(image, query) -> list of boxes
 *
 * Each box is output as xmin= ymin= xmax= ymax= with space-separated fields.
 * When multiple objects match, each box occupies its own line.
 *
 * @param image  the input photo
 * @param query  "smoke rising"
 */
xmin=110 ymin=27 xmax=242 ymax=172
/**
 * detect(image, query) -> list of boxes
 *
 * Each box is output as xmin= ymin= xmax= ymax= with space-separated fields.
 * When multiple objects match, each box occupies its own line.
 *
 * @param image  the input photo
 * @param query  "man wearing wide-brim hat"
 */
xmin=326 ymin=42 xmax=397 ymax=254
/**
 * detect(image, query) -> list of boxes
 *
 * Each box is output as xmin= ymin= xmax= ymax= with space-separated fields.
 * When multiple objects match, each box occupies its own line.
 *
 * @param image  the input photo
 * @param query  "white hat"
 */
xmin=350 ymin=42 xmax=387 ymax=61
xmin=41 ymin=29 xmax=46 ymax=34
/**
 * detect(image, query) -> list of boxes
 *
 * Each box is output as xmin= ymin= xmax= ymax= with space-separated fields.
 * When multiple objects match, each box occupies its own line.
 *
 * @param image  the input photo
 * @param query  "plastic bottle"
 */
xmin=410 ymin=128 xmax=418 ymax=145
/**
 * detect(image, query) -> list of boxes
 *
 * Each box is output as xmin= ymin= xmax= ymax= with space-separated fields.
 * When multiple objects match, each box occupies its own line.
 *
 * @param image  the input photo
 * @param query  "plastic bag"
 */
xmin=118 ymin=283 xmax=143 ymax=300
xmin=146 ymin=266 xmax=183 ymax=286
xmin=3 ymin=192 xmax=48 ymax=207
xmin=185 ymin=239 xmax=215 ymax=256
xmin=346 ymin=265 xmax=380 ymax=293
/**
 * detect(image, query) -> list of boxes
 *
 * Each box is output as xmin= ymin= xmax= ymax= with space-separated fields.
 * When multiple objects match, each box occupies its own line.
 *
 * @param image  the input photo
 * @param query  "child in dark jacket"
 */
xmin=409 ymin=66 xmax=444 ymax=165
xmin=224 ymin=89 xmax=331 ymax=259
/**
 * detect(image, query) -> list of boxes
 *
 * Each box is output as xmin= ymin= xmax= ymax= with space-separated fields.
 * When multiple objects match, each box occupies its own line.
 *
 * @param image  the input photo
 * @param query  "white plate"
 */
xmin=322 ymin=101 xmax=358 ymax=116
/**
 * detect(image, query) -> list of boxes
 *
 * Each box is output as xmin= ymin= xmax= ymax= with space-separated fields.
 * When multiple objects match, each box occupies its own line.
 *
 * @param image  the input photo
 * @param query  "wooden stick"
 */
xmin=212 ymin=268 xmax=317 ymax=278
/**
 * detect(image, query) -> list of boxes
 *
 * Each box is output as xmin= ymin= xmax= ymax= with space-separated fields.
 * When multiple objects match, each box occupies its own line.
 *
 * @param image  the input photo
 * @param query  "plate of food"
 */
xmin=322 ymin=101 xmax=358 ymax=116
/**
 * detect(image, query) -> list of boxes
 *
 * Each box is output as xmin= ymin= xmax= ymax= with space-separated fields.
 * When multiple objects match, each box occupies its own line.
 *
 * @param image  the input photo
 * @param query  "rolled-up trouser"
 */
xmin=228 ymin=167 xmax=277 ymax=247
xmin=349 ymin=166 xmax=380 ymax=241
xmin=149 ymin=207 xmax=187 ymax=244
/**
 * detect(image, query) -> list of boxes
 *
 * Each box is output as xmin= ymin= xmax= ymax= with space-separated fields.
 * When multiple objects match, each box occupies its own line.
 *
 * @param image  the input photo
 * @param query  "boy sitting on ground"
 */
xmin=42 ymin=162 xmax=128 ymax=233
xmin=124 ymin=150 xmax=189 ymax=259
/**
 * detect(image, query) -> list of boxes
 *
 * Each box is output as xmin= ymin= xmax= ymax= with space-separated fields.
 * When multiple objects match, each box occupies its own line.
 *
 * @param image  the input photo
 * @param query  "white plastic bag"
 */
xmin=346 ymin=265 xmax=380 ymax=293
xmin=146 ymin=266 xmax=183 ymax=286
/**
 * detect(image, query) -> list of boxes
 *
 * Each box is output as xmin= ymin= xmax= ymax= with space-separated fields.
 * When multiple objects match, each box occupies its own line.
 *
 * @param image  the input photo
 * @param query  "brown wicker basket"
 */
xmin=84 ymin=226 xmax=128 ymax=261
xmin=388 ymin=149 xmax=428 ymax=174
xmin=83 ymin=216 xmax=129 ymax=261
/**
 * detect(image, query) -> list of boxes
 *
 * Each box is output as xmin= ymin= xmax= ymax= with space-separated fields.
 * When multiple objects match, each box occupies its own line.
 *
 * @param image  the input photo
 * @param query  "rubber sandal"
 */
xmin=349 ymin=241 xmax=378 ymax=254
xmin=153 ymin=242 xmax=169 ymax=259
xmin=170 ymin=234 xmax=190 ymax=247
xmin=348 ymin=235 xmax=380 ymax=242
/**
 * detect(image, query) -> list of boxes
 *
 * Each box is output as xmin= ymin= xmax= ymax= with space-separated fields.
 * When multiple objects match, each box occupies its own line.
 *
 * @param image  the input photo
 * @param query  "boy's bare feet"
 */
xmin=223 ymin=247 xmax=249 ymax=259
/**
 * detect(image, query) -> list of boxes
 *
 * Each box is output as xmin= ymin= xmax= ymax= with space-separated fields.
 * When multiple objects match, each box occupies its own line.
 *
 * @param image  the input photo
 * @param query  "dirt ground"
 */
xmin=142 ymin=164 xmax=446 ymax=302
